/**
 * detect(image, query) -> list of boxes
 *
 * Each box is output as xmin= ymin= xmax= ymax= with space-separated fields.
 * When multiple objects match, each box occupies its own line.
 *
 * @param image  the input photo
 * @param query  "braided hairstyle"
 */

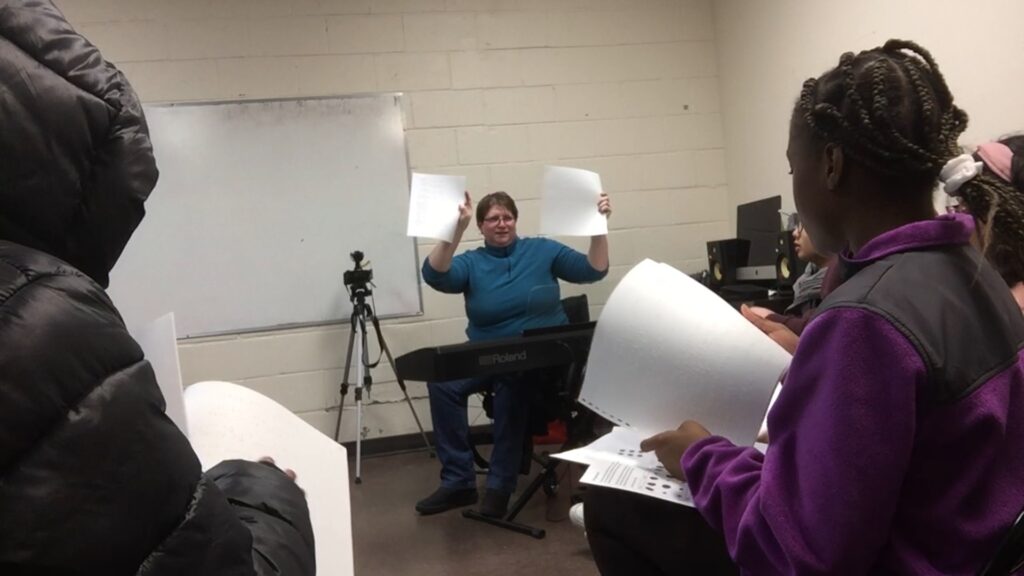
xmin=959 ymin=136 xmax=1024 ymax=286
xmin=796 ymin=39 xmax=968 ymax=193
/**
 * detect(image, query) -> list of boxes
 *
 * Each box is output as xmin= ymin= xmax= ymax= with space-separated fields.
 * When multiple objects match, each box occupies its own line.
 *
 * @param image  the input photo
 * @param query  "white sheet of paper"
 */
xmin=555 ymin=427 xmax=693 ymax=506
xmin=757 ymin=382 xmax=783 ymax=442
xmin=540 ymin=165 xmax=607 ymax=236
xmin=406 ymin=172 xmax=466 ymax=242
xmin=579 ymin=259 xmax=792 ymax=443
xmin=185 ymin=381 xmax=353 ymax=576
xmin=129 ymin=312 xmax=188 ymax=435
xmin=553 ymin=426 xmax=659 ymax=468
xmin=580 ymin=459 xmax=694 ymax=507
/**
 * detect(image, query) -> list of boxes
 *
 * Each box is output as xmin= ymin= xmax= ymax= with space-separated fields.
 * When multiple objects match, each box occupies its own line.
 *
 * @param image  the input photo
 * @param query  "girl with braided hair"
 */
xmin=942 ymin=135 xmax=1024 ymax=312
xmin=585 ymin=39 xmax=1024 ymax=576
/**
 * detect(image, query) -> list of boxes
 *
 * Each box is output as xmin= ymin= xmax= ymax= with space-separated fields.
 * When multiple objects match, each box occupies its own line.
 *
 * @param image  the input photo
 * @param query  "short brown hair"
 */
xmin=476 ymin=191 xmax=518 ymax=224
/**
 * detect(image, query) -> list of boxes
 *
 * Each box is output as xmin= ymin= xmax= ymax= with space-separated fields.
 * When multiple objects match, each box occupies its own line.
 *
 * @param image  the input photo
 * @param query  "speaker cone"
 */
xmin=778 ymin=256 xmax=791 ymax=280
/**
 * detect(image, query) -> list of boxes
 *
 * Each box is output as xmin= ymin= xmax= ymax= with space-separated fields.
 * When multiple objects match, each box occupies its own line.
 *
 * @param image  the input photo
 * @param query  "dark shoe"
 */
xmin=479 ymin=489 xmax=512 ymax=518
xmin=415 ymin=486 xmax=478 ymax=515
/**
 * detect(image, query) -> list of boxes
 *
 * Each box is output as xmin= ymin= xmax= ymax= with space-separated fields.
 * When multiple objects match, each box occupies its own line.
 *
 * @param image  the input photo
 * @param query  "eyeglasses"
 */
xmin=483 ymin=215 xmax=516 ymax=225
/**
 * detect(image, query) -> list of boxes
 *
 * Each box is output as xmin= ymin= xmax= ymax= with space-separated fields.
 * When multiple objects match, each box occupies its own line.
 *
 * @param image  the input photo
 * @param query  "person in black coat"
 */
xmin=0 ymin=1 xmax=315 ymax=574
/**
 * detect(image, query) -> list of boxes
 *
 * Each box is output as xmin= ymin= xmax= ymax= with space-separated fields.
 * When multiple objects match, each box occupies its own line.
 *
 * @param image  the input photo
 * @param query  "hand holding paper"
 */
xmin=640 ymin=420 xmax=712 ymax=481
xmin=556 ymin=259 xmax=791 ymax=506
xmin=455 ymin=190 xmax=473 ymax=237
xmin=597 ymin=192 xmax=612 ymax=220
xmin=259 ymin=456 xmax=298 ymax=481
xmin=406 ymin=172 xmax=467 ymax=242
xmin=186 ymin=381 xmax=353 ymax=575
xmin=553 ymin=427 xmax=695 ymax=506
xmin=741 ymin=304 xmax=800 ymax=354
xmin=541 ymin=165 xmax=609 ymax=237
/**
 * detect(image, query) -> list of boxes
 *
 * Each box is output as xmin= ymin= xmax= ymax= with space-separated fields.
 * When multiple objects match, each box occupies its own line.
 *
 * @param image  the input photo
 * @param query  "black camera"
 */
xmin=343 ymin=250 xmax=373 ymax=296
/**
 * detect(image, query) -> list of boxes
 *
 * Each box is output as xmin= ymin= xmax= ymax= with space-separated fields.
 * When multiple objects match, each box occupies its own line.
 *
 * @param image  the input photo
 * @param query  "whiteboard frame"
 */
xmin=113 ymin=93 xmax=424 ymax=339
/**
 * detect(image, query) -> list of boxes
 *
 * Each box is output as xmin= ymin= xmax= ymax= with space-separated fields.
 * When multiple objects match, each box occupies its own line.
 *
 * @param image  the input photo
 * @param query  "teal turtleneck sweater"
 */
xmin=422 ymin=236 xmax=607 ymax=341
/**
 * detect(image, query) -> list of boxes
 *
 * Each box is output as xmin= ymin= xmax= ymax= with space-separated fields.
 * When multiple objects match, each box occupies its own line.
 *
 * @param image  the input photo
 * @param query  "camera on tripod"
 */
xmin=334 ymin=249 xmax=433 ymax=478
xmin=343 ymin=250 xmax=373 ymax=298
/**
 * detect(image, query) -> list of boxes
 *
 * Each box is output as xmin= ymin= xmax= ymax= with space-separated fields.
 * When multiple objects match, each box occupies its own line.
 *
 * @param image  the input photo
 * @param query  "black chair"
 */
xmin=464 ymin=294 xmax=594 ymax=538
xmin=978 ymin=507 xmax=1024 ymax=576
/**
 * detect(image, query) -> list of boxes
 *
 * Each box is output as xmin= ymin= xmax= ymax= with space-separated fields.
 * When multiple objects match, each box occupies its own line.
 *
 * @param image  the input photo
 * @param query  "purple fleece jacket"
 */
xmin=683 ymin=215 xmax=1024 ymax=575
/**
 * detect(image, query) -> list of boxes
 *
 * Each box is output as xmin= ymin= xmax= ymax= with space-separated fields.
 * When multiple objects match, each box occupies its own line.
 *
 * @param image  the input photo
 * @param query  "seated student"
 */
xmin=944 ymin=135 xmax=1024 ymax=313
xmin=0 ymin=4 xmax=314 ymax=573
xmin=587 ymin=39 xmax=1024 ymax=576
xmin=416 ymin=191 xmax=611 ymax=518
xmin=780 ymin=219 xmax=833 ymax=317
xmin=746 ymin=137 xmax=1024 ymax=353
xmin=744 ymin=219 xmax=838 ymax=350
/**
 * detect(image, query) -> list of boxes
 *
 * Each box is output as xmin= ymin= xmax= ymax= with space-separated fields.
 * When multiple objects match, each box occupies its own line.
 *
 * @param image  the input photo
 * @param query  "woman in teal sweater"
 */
xmin=416 ymin=191 xmax=610 ymax=518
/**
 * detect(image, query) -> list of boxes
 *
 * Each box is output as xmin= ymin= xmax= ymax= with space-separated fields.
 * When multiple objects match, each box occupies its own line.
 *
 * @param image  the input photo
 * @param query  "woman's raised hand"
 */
xmin=597 ymin=192 xmax=612 ymax=220
xmin=456 ymin=191 xmax=473 ymax=235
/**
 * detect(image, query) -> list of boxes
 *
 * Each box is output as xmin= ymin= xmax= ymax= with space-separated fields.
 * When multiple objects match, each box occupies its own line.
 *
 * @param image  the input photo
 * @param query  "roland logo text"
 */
xmin=479 ymin=350 xmax=528 ymax=366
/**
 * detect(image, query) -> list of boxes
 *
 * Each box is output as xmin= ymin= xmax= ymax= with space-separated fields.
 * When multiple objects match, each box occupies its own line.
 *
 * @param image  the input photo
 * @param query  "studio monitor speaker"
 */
xmin=706 ymin=239 xmax=750 ymax=289
xmin=774 ymin=231 xmax=807 ymax=288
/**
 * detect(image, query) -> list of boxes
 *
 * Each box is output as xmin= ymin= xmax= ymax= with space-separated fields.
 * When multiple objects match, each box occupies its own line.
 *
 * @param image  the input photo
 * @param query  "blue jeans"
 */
xmin=427 ymin=374 xmax=529 ymax=493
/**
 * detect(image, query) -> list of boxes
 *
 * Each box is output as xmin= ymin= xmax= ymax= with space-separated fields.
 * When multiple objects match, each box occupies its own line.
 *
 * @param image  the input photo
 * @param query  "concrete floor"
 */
xmin=348 ymin=449 xmax=599 ymax=576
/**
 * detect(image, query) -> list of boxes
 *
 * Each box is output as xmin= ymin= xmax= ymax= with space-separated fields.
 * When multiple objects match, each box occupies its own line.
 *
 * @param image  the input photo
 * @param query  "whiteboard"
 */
xmin=108 ymin=95 xmax=421 ymax=338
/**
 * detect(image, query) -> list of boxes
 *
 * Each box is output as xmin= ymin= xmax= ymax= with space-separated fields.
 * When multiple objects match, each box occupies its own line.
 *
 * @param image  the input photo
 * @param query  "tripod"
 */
xmin=333 ymin=286 xmax=433 ymax=483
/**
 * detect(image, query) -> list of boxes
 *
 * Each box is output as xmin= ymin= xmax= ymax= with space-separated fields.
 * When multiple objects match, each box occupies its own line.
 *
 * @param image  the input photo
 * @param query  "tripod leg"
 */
xmin=353 ymin=311 xmax=370 ymax=483
xmin=334 ymin=314 xmax=358 ymax=442
xmin=355 ymin=385 xmax=363 ymax=484
xmin=370 ymin=313 xmax=434 ymax=457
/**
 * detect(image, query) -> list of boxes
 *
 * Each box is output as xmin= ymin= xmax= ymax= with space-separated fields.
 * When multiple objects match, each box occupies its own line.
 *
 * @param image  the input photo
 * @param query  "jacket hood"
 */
xmin=0 ymin=0 xmax=157 ymax=287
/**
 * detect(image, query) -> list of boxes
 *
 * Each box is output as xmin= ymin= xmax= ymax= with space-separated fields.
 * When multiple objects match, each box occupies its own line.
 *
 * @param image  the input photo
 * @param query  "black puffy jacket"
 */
xmin=0 ymin=2 xmax=315 ymax=574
